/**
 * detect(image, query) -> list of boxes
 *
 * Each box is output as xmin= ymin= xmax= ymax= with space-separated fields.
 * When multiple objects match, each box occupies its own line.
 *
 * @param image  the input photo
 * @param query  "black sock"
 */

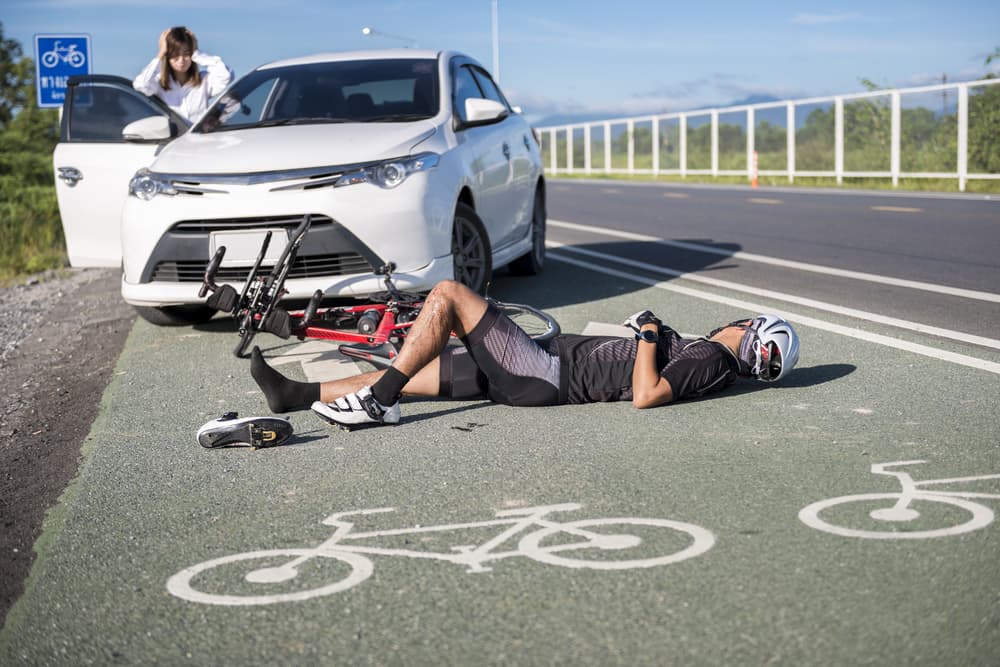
xmin=371 ymin=366 xmax=408 ymax=406
xmin=250 ymin=347 xmax=320 ymax=412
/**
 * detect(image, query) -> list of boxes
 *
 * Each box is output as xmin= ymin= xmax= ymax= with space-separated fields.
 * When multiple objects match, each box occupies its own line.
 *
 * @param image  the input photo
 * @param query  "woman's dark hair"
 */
xmin=159 ymin=27 xmax=201 ymax=89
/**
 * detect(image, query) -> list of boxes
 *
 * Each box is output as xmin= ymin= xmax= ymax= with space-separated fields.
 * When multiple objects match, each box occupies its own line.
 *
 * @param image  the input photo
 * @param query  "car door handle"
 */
xmin=502 ymin=142 xmax=511 ymax=160
xmin=57 ymin=166 xmax=84 ymax=187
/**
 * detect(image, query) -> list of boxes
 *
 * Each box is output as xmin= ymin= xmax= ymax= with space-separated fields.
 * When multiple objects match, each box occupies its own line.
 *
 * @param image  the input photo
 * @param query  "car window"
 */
xmin=196 ymin=58 xmax=439 ymax=132
xmin=66 ymin=82 xmax=167 ymax=142
xmin=452 ymin=66 xmax=484 ymax=124
xmin=469 ymin=67 xmax=512 ymax=111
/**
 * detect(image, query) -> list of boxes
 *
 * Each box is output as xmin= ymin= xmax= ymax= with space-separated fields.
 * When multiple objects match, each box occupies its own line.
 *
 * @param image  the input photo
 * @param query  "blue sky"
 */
xmin=5 ymin=0 xmax=999 ymax=123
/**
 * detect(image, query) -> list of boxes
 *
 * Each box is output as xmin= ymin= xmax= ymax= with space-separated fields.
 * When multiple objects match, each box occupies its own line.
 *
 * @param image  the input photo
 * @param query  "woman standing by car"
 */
xmin=133 ymin=26 xmax=233 ymax=123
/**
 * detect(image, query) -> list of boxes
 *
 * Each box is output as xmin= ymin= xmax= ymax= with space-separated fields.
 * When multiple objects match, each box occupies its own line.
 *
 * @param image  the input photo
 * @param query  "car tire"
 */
xmin=134 ymin=305 xmax=218 ymax=327
xmin=452 ymin=203 xmax=492 ymax=294
xmin=508 ymin=188 xmax=546 ymax=276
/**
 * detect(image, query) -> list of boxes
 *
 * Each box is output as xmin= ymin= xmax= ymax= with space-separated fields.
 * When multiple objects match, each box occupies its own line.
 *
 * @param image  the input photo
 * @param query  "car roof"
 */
xmin=256 ymin=49 xmax=463 ymax=70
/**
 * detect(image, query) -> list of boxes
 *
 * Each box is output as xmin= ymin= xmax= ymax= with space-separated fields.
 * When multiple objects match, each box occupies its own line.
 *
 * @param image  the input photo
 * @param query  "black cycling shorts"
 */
xmin=438 ymin=304 xmax=561 ymax=406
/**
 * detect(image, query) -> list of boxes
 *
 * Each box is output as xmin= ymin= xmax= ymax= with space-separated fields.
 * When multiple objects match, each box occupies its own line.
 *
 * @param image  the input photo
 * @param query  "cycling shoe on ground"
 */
xmin=311 ymin=386 xmax=400 ymax=430
xmin=196 ymin=412 xmax=293 ymax=449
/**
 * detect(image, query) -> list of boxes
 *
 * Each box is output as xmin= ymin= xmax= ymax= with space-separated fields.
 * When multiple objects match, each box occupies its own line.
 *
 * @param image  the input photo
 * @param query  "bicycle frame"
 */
xmin=200 ymin=214 xmax=559 ymax=359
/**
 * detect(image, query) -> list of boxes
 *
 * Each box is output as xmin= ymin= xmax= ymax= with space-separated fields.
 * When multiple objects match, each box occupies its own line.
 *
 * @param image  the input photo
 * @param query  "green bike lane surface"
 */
xmin=2 ymin=260 xmax=999 ymax=666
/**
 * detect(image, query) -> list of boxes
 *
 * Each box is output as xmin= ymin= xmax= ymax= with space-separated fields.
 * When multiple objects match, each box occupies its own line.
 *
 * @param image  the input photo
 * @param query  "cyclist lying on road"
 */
xmin=251 ymin=279 xmax=800 ymax=428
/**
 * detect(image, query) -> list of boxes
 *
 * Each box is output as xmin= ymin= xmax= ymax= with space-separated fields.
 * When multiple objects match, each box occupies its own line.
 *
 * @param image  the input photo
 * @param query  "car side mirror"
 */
xmin=463 ymin=98 xmax=509 ymax=126
xmin=122 ymin=115 xmax=173 ymax=142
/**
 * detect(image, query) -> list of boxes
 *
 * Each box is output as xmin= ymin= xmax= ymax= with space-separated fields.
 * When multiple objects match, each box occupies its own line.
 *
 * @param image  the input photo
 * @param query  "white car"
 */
xmin=53 ymin=49 xmax=546 ymax=325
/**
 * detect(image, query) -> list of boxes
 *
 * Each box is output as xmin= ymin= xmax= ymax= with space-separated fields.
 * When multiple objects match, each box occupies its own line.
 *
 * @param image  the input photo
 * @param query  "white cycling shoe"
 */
xmin=311 ymin=386 xmax=400 ymax=429
xmin=196 ymin=412 xmax=293 ymax=449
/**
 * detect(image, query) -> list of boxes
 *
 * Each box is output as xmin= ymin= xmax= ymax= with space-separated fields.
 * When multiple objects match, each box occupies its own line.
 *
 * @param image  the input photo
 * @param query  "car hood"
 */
xmin=151 ymin=121 xmax=439 ymax=173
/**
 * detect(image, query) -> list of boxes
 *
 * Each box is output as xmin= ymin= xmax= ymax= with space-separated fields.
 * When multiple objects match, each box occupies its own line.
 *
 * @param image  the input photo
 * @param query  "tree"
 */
xmin=968 ymin=46 xmax=1000 ymax=173
xmin=0 ymin=21 xmax=31 ymax=130
xmin=0 ymin=22 xmax=59 ymax=149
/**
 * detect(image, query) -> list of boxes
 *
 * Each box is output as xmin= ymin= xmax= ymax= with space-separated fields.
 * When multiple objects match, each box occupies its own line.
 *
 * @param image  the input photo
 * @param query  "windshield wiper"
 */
xmin=252 ymin=117 xmax=354 ymax=128
xmin=362 ymin=114 xmax=431 ymax=122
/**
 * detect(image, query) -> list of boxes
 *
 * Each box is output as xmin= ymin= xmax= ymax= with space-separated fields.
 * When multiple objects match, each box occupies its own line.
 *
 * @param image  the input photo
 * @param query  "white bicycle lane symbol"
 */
xmin=41 ymin=41 xmax=86 ymax=68
xmin=799 ymin=460 xmax=1000 ymax=539
xmin=166 ymin=503 xmax=715 ymax=606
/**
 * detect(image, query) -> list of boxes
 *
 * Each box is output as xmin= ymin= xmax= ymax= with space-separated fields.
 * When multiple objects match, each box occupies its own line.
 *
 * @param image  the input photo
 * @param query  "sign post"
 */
xmin=34 ymin=34 xmax=92 ymax=108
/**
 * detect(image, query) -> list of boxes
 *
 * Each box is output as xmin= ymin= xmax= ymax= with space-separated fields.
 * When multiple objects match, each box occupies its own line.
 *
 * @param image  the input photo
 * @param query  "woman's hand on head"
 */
xmin=158 ymin=29 xmax=170 ymax=58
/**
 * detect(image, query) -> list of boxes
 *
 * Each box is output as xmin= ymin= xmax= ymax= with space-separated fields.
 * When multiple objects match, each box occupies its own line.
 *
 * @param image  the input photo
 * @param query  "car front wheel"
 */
xmin=509 ymin=187 xmax=546 ymax=276
xmin=452 ymin=203 xmax=492 ymax=294
xmin=134 ymin=305 xmax=217 ymax=326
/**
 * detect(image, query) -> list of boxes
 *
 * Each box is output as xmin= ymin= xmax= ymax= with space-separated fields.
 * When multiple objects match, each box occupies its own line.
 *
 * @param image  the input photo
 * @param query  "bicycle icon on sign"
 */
xmin=167 ymin=503 xmax=715 ymax=606
xmin=799 ymin=460 xmax=1000 ymax=539
xmin=41 ymin=41 xmax=86 ymax=68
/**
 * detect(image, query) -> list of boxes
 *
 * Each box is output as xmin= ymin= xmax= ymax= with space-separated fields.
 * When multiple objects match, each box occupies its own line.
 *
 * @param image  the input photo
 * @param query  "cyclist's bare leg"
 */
xmin=388 ymin=279 xmax=487 ymax=379
xmin=253 ymin=280 xmax=480 ymax=410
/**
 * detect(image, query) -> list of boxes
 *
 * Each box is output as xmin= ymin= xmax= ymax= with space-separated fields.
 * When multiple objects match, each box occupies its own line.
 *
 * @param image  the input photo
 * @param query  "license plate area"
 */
xmin=210 ymin=229 xmax=289 ymax=267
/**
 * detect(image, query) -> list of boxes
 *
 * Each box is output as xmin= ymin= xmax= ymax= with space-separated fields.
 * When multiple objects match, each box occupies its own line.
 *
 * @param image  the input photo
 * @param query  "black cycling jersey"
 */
xmin=556 ymin=330 xmax=739 ymax=404
xmin=438 ymin=306 xmax=740 ymax=407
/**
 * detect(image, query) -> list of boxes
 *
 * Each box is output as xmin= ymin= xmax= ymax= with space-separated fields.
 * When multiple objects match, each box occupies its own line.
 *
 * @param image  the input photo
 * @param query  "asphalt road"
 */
xmin=1 ymin=181 xmax=998 ymax=666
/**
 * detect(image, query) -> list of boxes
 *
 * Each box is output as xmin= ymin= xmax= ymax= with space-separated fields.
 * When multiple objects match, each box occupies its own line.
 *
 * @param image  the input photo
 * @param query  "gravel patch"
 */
xmin=0 ymin=268 xmax=135 ymax=626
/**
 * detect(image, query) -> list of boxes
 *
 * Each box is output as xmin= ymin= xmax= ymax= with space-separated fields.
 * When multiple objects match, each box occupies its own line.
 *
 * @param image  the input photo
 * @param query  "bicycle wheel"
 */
xmin=518 ymin=518 xmax=714 ymax=570
xmin=798 ymin=493 xmax=994 ymax=539
xmin=494 ymin=301 xmax=560 ymax=342
xmin=166 ymin=548 xmax=373 ymax=606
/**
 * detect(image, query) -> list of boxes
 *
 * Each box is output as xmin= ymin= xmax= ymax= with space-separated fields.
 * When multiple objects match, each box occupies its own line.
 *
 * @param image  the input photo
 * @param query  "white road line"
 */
xmin=748 ymin=197 xmax=783 ymax=205
xmin=871 ymin=205 xmax=922 ymax=213
xmin=549 ymin=219 xmax=1000 ymax=304
xmin=549 ymin=241 xmax=1000 ymax=351
xmin=548 ymin=250 xmax=1000 ymax=375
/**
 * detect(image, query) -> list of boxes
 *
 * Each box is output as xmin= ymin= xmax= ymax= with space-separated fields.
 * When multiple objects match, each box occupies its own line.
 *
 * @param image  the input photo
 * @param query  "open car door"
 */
xmin=53 ymin=75 xmax=187 ymax=267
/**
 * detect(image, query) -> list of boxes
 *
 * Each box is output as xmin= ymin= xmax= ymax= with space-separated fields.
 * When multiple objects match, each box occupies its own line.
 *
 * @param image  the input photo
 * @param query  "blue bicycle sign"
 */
xmin=35 ymin=34 xmax=92 ymax=108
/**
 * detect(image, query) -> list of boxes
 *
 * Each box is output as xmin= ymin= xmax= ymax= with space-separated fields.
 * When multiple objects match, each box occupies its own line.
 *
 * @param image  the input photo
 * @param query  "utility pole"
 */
xmin=492 ymin=0 xmax=500 ymax=83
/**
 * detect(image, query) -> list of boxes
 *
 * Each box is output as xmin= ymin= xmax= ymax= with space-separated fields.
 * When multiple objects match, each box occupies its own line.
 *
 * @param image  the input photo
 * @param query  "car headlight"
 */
xmin=128 ymin=169 xmax=177 ymax=201
xmin=336 ymin=152 xmax=439 ymax=190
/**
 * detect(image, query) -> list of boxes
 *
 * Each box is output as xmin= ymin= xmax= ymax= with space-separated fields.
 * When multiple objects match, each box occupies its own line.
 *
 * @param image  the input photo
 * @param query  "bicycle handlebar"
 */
xmin=198 ymin=246 xmax=226 ymax=298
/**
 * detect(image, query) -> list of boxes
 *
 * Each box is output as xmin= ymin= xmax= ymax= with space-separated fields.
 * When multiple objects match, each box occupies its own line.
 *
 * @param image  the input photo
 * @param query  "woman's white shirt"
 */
xmin=133 ymin=51 xmax=233 ymax=123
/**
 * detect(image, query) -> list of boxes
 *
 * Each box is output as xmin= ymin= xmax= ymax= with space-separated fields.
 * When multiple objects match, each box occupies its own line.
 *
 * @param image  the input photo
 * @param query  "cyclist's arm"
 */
xmin=631 ymin=323 xmax=674 ymax=409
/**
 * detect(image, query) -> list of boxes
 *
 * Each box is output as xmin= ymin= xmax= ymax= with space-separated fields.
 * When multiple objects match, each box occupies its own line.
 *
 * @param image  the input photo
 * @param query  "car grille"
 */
xmin=152 ymin=252 xmax=371 ymax=283
xmin=171 ymin=214 xmax=335 ymax=234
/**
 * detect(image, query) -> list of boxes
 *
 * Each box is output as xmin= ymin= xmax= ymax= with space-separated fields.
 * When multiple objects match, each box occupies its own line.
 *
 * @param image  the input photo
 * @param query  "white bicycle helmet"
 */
xmin=748 ymin=314 xmax=799 ymax=382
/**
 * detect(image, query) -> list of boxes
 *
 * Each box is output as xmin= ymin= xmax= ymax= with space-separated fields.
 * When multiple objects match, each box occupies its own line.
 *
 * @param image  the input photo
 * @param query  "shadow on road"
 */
xmin=488 ymin=238 xmax=742 ymax=310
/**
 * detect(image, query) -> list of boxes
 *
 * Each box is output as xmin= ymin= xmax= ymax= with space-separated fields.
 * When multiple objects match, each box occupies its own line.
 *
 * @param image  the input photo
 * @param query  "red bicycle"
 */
xmin=200 ymin=215 xmax=560 ymax=363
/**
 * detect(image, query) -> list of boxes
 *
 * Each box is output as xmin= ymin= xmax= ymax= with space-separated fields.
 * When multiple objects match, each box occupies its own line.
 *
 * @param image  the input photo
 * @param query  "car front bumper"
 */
xmin=120 ymin=169 xmax=456 ymax=307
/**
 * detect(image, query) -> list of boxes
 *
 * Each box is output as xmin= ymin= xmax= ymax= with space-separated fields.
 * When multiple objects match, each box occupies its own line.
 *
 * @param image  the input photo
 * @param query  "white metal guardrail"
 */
xmin=537 ymin=78 xmax=1000 ymax=191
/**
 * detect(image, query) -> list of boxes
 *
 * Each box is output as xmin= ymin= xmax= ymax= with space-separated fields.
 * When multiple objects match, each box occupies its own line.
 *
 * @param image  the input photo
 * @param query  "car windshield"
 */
xmin=195 ymin=58 xmax=439 ymax=133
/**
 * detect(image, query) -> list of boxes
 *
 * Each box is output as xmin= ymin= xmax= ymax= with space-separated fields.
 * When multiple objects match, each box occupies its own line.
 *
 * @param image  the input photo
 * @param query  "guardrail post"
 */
xmin=711 ymin=109 xmax=719 ymax=177
xmin=549 ymin=128 xmax=557 ymax=173
xmin=891 ymin=91 xmax=901 ymax=187
xmin=957 ymin=84 xmax=968 ymax=192
xmin=566 ymin=127 xmax=573 ymax=174
xmin=787 ymin=102 xmax=795 ymax=183
xmin=627 ymin=119 xmax=635 ymax=174
xmin=584 ymin=124 xmax=592 ymax=174
xmin=680 ymin=114 xmax=687 ymax=178
xmin=604 ymin=122 xmax=611 ymax=174
xmin=652 ymin=116 xmax=660 ymax=175
xmin=746 ymin=107 xmax=755 ymax=182
xmin=835 ymin=97 xmax=844 ymax=185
